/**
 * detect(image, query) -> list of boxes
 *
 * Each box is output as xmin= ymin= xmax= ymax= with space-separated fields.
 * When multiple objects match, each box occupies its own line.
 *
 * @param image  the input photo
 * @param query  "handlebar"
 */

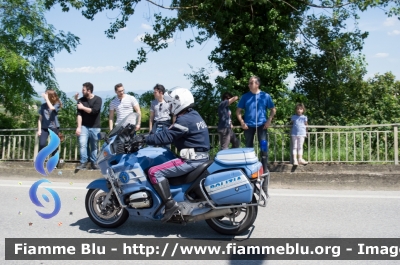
xmin=110 ymin=123 xmax=148 ymax=154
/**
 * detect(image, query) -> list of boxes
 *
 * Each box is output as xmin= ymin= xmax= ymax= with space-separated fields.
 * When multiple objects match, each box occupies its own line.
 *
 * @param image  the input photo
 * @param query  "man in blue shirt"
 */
xmin=236 ymin=76 xmax=276 ymax=173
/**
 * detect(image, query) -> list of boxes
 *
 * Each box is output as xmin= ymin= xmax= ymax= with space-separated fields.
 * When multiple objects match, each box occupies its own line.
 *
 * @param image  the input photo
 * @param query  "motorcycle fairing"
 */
xmin=86 ymin=178 xmax=109 ymax=192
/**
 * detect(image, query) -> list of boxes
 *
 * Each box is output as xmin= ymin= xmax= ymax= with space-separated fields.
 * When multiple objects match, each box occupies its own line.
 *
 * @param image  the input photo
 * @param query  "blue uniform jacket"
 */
xmin=145 ymin=109 xmax=210 ymax=152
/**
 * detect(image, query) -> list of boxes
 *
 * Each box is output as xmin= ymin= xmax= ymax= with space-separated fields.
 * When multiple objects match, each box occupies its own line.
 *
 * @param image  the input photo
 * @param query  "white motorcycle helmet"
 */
xmin=164 ymin=87 xmax=194 ymax=115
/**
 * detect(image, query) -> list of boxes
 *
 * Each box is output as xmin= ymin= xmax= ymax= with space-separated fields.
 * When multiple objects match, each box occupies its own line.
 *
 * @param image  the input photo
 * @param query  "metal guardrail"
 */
xmin=0 ymin=124 xmax=399 ymax=164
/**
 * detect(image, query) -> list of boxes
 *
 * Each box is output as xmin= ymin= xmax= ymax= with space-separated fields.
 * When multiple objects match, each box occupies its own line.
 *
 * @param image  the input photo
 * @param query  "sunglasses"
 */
xmin=159 ymin=103 xmax=163 ymax=112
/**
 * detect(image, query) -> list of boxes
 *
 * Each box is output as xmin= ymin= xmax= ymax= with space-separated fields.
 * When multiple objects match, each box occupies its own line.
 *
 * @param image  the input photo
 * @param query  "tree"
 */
xmin=293 ymin=7 xmax=368 ymax=125
xmin=138 ymin=90 xmax=154 ymax=109
xmin=56 ymin=90 xmax=79 ymax=129
xmin=0 ymin=0 xmax=79 ymax=115
xmin=43 ymin=0 xmax=400 ymax=126
xmin=346 ymin=72 xmax=400 ymax=125
xmin=184 ymin=67 xmax=221 ymax=126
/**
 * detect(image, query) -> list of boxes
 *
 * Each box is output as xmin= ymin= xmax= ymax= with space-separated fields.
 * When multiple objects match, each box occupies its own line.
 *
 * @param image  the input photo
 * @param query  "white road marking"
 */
xmin=0 ymin=184 xmax=86 ymax=190
xmin=1 ymin=183 xmax=399 ymax=199
xmin=269 ymin=193 xmax=400 ymax=199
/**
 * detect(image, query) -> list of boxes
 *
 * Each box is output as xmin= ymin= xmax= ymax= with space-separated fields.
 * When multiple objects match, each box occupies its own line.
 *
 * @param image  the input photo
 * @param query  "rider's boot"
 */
xmin=261 ymin=151 xmax=269 ymax=197
xmin=153 ymin=179 xmax=180 ymax=223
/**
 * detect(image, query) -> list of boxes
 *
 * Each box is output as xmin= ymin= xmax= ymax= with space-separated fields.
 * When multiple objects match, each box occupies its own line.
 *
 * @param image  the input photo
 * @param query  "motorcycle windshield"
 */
xmin=109 ymin=113 xmax=139 ymax=138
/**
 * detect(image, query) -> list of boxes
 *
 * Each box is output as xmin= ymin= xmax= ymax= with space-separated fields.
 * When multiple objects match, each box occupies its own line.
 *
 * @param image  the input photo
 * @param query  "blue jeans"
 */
xmin=39 ymin=128 xmax=59 ymax=156
xmin=151 ymin=120 xmax=171 ymax=149
xmin=243 ymin=125 xmax=267 ymax=148
xmin=79 ymin=126 xmax=100 ymax=164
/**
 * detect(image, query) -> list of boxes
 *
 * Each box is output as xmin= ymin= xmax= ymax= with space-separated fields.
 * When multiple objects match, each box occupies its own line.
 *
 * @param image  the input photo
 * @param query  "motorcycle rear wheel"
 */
xmin=205 ymin=203 xmax=258 ymax=235
xmin=85 ymin=188 xmax=129 ymax=228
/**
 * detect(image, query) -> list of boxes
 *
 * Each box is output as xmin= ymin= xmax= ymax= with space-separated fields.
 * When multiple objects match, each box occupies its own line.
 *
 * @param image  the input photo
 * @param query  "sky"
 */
xmin=36 ymin=3 xmax=400 ymax=99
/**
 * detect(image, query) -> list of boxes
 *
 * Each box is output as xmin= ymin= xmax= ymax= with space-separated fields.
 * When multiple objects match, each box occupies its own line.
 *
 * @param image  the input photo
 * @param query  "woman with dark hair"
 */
xmin=37 ymin=89 xmax=62 ymax=153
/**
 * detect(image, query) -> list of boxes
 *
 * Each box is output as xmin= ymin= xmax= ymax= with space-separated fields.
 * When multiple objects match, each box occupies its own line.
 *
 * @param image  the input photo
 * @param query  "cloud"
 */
xmin=120 ymin=27 xmax=128 ymax=31
xmin=55 ymin=66 xmax=122 ymax=73
xmin=388 ymin=30 xmax=400 ymax=36
xmin=141 ymin=23 xmax=152 ymax=30
xmin=383 ymin=17 xmax=397 ymax=27
xmin=374 ymin=53 xmax=389 ymax=58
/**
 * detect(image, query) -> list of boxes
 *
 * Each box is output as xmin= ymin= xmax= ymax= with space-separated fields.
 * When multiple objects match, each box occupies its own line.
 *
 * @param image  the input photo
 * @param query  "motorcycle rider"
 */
xmin=142 ymin=87 xmax=210 ymax=223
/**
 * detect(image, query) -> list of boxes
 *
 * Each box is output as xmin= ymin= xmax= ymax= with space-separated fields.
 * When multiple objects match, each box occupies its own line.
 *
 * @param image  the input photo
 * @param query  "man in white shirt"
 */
xmin=108 ymin=83 xmax=141 ymax=131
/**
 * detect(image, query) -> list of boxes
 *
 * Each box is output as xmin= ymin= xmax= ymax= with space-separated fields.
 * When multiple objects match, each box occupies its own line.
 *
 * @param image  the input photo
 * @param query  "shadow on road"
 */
xmin=70 ymin=217 xmax=258 ymax=239
xmin=69 ymin=218 xmax=268 ymax=262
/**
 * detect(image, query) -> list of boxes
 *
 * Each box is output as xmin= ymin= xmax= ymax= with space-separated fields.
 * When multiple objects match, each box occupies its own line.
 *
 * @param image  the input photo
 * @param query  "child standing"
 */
xmin=290 ymin=103 xmax=308 ymax=165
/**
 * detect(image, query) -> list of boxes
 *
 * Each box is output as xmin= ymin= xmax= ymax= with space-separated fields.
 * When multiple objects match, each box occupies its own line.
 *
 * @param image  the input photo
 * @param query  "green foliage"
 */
xmin=138 ymin=90 xmax=154 ymax=109
xmin=0 ymin=0 xmax=79 ymax=115
xmin=53 ymin=88 xmax=78 ymax=129
xmin=304 ymin=128 xmax=398 ymax=163
xmin=16 ymin=0 xmax=400 ymax=130
xmin=100 ymin=95 xmax=114 ymax=129
xmin=346 ymin=72 xmax=400 ymax=125
xmin=293 ymin=6 xmax=369 ymax=125
xmin=185 ymin=67 xmax=220 ymax=126
xmin=0 ymin=103 xmax=38 ymax=129
xmin=140 ymin=107 xmax=150 ymax=127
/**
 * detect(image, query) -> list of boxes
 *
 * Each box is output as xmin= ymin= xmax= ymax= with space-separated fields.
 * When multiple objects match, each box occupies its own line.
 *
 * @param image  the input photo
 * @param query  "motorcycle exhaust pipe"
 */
xmin=186 ymin=208 xmax=232 ymax=222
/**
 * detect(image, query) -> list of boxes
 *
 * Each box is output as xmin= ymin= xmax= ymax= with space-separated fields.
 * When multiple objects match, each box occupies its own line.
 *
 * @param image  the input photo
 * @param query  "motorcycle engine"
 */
xmin=125 ymin=191 xmax=152 ymax=209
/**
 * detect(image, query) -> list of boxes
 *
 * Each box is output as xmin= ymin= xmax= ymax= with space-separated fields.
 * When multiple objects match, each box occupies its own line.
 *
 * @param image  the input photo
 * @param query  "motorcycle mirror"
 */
xmin=98 ymin=132 xmax=107 ymax=141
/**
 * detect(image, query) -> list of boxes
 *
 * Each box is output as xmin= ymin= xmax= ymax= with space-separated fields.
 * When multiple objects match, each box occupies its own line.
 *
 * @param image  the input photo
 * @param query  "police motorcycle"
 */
xmin=85 ymin=113 xmax=269 ymax=235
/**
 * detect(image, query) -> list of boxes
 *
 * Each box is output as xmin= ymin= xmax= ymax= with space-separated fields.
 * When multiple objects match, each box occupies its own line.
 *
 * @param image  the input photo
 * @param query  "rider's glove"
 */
xmin=133 ymin=134 xmax=147 ymax=143
xmin=141 ymin=134 xmax=149 ymax=143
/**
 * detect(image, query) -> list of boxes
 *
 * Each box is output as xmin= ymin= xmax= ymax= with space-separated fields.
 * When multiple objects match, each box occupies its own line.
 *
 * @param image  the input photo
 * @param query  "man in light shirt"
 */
xmin=108 ymin=83 xmax=141 ymax=131
xmin=149 ymin=84 xmax=174 ymax=134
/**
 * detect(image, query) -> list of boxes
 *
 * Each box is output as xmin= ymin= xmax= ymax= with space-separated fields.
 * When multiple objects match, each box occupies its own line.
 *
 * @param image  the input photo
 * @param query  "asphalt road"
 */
xmin=1 ymin=177 xmax=400 ymax=265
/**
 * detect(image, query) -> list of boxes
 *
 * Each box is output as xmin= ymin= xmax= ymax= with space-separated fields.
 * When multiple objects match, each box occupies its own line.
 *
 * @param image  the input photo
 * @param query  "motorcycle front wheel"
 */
xmin=205 ymin=204 xmax=258 ymax=235
xmin=85 ymin=188 xmax=129 ymax=228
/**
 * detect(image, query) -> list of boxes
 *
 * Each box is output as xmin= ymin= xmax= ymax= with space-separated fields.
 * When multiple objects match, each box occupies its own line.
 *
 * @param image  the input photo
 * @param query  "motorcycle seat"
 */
xmin=168 ymin=159 xmax=214 ymax=186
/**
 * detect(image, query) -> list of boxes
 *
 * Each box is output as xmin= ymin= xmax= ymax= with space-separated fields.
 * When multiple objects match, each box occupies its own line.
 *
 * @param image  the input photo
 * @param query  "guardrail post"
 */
xmin=289 ymin=135 xmax=293 ymax=164
xmin=33 ymin=133 xmax=39 ymax=162
xmin=394 ymin=125 xmax=398 ymax=165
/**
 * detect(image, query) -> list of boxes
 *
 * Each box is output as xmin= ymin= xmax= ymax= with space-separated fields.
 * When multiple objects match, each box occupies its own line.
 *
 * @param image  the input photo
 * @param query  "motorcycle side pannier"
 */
xmin=204 ymin=170 xmax=253 ymax=205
